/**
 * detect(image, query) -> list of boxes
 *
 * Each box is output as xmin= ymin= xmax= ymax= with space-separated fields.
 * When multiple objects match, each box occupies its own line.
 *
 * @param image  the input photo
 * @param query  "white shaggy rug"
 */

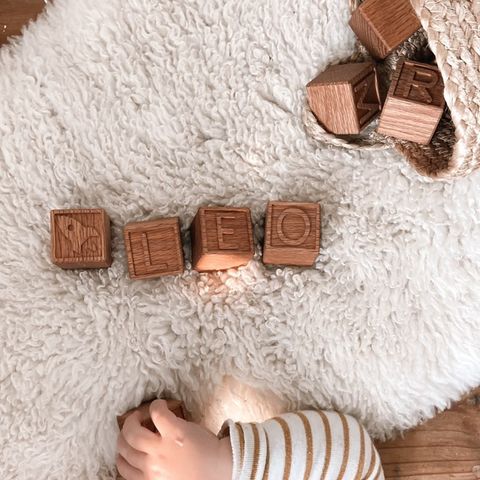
xmin=1 ymin=0 xmax=480 ymax=478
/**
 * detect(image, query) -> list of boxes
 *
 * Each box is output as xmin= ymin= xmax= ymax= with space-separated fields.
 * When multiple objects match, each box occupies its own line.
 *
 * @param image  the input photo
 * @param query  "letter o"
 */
xmin=276 ymin=208 xmax=311 ymax=246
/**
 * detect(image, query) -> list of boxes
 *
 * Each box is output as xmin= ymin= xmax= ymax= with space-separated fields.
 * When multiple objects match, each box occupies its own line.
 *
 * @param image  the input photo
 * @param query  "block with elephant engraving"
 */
xmin=50 ymin=208 xmax=112 ymax=269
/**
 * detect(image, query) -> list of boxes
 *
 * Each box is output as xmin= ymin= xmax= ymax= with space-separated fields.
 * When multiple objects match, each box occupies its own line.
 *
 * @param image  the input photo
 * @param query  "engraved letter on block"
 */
xmin=378 ymin=58 xmax=445 ymax=144
xmin=190 ymin=207 xmax=254 ymax=272
xmin=307 ymin=62 xmax=381 ymax=135
xmin=263 ymin=202 xmax=321 ymax=267
xmin=124 ymin=217 xmax=184 ymax=279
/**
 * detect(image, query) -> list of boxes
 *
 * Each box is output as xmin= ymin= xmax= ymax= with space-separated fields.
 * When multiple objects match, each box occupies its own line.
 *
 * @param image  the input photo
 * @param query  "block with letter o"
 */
xmin=263 ymin=202 xmax=321 ymax=266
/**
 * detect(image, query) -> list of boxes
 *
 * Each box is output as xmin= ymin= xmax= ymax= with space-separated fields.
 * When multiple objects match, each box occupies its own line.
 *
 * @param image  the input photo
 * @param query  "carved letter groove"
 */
xmin=124 ymin=217 xmax=184 ymax=279
xmin=378 ymin=58 xmax=445 ymax=145
xmin=190 ymin=207 xmax=254 ymax=272
xmin=263 ymin=202 xmax=321 ymax=267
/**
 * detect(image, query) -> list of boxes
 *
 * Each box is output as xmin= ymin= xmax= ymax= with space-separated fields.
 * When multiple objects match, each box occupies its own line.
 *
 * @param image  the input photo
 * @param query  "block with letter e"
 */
xmin=124 ymin=217 xmax=184 ymax=279
xmin=190 ymin=206 xmax=254 ymax=272
xmin=378 ymin=58 xmax=445 ymax=144
xmin=263 ymin=202 xmax=321 ymax=267
xmin=307 ymin=62 xmax=381 ymax=135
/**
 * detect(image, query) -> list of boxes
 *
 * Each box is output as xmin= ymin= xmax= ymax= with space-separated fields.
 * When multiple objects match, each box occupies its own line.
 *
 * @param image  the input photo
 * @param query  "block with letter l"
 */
xmin=124 ymin=217 xmax=184 ymax=279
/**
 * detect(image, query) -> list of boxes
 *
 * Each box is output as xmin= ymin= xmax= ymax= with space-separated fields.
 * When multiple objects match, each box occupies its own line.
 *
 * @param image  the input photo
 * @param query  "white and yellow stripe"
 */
xmin=220 ymin=411 xmax=384 ymax=480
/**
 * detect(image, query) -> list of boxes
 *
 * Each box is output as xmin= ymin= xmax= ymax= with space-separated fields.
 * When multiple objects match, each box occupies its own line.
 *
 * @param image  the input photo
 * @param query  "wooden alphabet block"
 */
xmin=190 ymin=207 xmax=254 ymax=272
xmin=124 ymin=217 xmax=184 ymax=279
xmin=349 ymin=0 xmax=421 ymax=59
xmin=307 ymin=62 xmax=381 ymax=135
xmin=51 ymin=209 xmax=112 ymax=269
xmin=263 ymin=202 xmax=321 ymax=267
xmin=378 ymin=59 xmax=445 ymax=144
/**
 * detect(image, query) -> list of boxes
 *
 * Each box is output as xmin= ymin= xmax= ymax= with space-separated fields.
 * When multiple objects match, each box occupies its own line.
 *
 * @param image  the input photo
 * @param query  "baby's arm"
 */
xmin=222 ymin=411 xmax=384 ymax=480
xmin=117 ymin=400 xmax=383 ymax=480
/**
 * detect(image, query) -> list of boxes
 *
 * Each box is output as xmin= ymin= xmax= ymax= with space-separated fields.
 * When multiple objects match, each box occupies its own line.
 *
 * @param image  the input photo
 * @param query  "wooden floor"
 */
xmin=0 ymin=0 xmax=46 ymax=45
xmin=376 ymin=389 xmax=480 ymax=479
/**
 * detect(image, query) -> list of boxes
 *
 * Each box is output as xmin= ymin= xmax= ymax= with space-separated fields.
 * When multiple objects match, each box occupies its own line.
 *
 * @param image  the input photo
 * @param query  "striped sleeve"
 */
xmin=219 ymin=410 xmax=384 ymax=480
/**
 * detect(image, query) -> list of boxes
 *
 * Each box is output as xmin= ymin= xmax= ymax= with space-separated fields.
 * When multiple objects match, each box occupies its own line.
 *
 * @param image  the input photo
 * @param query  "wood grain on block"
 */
xmin=307 ymin=62 xmax=381 ymax=135
xmin=349 ymin=0 xmax=421 ymax=59
xmin=50 ymin=209 xmax=112 ymax=269
xmin=190 ymin=206 xmax=254 ymax=272
xmin=378 ymin=58 xmax=445 ymax=144
xmin=263 ymin=202 xmax=321 ymax=266
xmin=124 ymin=217 xmax=184 ymax=279
xmin=376 ymin=401 xmax=480 ymax=479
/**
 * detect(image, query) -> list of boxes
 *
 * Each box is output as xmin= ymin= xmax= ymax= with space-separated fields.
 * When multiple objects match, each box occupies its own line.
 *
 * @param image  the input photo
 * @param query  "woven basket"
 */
xmin=303 ymin=0 xmax=480 ymax=180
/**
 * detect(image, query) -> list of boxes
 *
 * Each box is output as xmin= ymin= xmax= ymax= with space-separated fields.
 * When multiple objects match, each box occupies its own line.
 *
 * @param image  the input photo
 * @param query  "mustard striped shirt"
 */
xmin=220 ymin=411 xmax=384 ymax=480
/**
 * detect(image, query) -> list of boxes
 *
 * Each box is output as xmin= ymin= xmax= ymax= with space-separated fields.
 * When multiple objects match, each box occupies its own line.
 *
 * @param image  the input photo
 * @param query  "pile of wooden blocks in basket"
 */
xmin=51 ymin=0 xmax=438 ymax=280
xmin=307 ymin=0 xmax=444 ymax=145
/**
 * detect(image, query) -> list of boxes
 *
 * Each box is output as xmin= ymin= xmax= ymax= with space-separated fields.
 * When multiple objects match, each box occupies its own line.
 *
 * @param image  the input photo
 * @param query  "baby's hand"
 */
xmin=117 ymin=399 xmax=232 ymax=480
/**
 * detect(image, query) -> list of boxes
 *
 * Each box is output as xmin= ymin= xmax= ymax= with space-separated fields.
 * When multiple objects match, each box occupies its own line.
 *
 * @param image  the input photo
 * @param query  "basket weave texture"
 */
xmin=303 ymin=0 xmax=480 ymax=179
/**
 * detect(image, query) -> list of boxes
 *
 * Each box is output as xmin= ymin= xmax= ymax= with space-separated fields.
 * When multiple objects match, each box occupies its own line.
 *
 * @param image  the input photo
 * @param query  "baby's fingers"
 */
xmin=117 ymin=454 xmax=143 ymax=480
xmin=123 ymin=410 xmax=161 ymax=453
xmin=150 ymin=399 xmax=183 ymax=440
xmin=117 ymin=433 xmax=147 ymax=470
